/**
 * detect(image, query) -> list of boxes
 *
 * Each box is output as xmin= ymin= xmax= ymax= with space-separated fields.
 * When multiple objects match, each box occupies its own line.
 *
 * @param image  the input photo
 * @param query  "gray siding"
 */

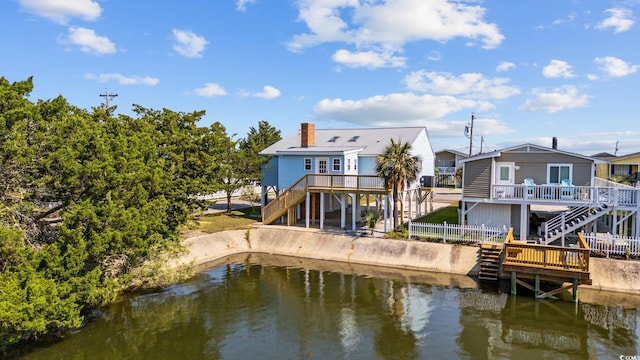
xmin=463 ymin=158 xmax=491 ymax=198
xmin=499 ymin=152 xmax=592 ymax=186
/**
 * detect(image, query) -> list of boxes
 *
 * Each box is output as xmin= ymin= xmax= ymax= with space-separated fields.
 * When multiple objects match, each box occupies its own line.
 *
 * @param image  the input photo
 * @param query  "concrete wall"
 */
xmin=176 ymin=225 xmax=640 ymax=295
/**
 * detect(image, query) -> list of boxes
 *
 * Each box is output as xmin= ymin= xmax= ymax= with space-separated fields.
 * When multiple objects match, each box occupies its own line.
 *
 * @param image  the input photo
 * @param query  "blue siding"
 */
xmin=261 ymin=157 xmax=278 ymax=186
xmin=358 ymin=156 xmax=378 ymax=175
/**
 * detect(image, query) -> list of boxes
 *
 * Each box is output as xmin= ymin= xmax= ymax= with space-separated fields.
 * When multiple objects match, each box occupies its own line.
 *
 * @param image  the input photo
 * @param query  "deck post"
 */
xmin=305 ymin=192 xmax=310 ymax=228
xmin=351 ymin=193 xmax=357 ymax=231
xmin=572 ymin=278 xmax=578 ymax=303
xmin=511 ymin=271 xmax=517 ymax=295
xmin=535 ymin=274 xmax=541 ymax=298
xmin=341 ymin=193 xmax=346 ymax=229
xmin=319 ymin=192 xmax=324 ymax=230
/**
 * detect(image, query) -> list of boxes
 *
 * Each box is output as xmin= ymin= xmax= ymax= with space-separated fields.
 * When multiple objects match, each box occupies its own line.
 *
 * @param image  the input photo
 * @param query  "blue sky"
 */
xmin=2 ymin=0 xmax=639 ymax=156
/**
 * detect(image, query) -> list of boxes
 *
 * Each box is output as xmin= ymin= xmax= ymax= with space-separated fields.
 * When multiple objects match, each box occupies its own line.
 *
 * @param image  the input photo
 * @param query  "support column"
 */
xmin=351 ymin=193 xmax=357 ymax=231
xmin=535 ymin=274 xmax=541 ymax=298
xmin=320 ymin=192 xmax=325 ymax=230
xmin=511 ymin=271 xmax=517 ymax=295
xmin=305 ymin=192 xmax=310 ymax=228
xmin=572 ymin=278 xmax=579 ymax=303
xmin=383 ymin=194 xmax=388 ymax=233
xmin=341 ymin=193 xmax=347 ymax=229
xmin=520 ymin=203 xmax=528 ymax=241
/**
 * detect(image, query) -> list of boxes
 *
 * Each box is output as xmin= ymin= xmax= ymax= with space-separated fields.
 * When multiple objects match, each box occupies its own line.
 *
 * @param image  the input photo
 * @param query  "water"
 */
xmin=19 ymin=254 xmax=640 ymax=359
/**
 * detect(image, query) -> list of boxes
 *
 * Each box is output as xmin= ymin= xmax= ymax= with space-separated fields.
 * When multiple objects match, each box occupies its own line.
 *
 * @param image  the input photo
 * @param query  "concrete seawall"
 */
xmin=177 ymin=225 xmax=640 ymax=295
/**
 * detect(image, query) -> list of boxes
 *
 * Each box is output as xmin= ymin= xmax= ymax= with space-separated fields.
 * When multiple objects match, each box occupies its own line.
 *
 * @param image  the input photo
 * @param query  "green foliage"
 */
xmin=0 ymin=76 xmax=282 ymax=352
xmin=361 ymin=211 xmax=381 ymax=234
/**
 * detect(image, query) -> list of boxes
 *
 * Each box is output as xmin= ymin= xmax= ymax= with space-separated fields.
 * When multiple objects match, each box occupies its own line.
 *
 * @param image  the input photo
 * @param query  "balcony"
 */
xmin=490 ymin=183 xmax=639 ymax=207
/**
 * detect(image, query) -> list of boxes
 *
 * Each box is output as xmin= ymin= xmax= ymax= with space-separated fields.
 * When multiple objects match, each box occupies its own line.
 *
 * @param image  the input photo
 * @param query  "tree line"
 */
xmin=0 ymin=76 xmax=281 ymax=352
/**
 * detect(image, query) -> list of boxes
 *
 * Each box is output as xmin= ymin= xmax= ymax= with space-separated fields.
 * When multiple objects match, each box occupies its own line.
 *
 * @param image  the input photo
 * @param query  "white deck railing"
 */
xmin=408 ymin=221 xmax=508 ymax=244
xmin=583 ymin=232 xmax=640 ymax=257
xmin=491 ymin=183 xmax=639 ymax=207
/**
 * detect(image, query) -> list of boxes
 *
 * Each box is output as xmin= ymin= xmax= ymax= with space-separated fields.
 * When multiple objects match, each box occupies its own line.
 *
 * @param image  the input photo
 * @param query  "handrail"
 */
xmin=261 ymin=174 xmax=388 ymax=225
xmin=503 ymin=242 xmax=589 ymax=273
xmin=577 ymin=232 xmax=589 ymax=250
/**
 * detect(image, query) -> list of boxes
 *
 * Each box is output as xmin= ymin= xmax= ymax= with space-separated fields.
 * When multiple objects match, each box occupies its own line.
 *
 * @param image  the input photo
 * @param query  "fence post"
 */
xmin=443 ymin=221 xmax=447 ymax=244
xmin=481 ymin=224 xmax=485 ymax=245
xmin=408 ymin=219 xmax=412 ymax=239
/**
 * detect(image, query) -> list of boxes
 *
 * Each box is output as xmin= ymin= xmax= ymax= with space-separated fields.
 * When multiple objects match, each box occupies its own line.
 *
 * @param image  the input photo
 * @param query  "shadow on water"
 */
xmin=14 ymin=253 xmax=640 ymax=359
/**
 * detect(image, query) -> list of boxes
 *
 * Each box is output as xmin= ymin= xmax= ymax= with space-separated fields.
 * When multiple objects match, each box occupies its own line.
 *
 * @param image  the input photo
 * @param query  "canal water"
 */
xmin=20 ymin=254 xmax=640 ymax=359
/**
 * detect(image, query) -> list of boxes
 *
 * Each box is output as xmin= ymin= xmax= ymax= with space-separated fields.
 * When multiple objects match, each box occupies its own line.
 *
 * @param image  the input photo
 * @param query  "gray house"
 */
xmin=459 ymin=143 xmax=639 ymax=244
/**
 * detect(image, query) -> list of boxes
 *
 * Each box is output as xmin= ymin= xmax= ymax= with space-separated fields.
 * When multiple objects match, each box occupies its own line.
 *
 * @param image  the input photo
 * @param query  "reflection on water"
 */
xmin=21 ymin=254 xmax=640 ymax=359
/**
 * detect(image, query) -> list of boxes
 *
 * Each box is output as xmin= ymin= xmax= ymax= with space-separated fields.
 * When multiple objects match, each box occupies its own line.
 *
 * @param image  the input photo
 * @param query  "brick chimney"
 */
xmin=301 ymin=122 xmax=315 ymax=147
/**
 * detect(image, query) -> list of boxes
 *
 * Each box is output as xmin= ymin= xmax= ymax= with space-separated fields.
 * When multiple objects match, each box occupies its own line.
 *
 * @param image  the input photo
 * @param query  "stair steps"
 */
xmin=478 ymin=244 xmax=503 ymax=281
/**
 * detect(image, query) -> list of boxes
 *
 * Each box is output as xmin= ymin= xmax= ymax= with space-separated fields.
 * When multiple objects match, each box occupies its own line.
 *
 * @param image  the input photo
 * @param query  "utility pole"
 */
xmin=614 ymin=140 xmax=619 ymax=156
xmin=467 ymin=113 xmax=475 ymax=157
xmin=479 ymin=136 xmax=484 ymax=154
xmin=99 ymin=88 xmax=118 ymax=109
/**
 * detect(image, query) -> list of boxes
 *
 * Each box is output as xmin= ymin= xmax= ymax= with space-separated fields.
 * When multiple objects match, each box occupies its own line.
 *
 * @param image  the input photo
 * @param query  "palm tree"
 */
xmin=375 ymin=139 xmax=421 ymax=230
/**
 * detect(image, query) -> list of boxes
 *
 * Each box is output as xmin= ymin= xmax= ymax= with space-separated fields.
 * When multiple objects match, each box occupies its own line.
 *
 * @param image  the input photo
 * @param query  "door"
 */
xmin=317 ymin=158 xmax=328 ymax=174
xmin=494 ymin=162 xmax=515 ymax=198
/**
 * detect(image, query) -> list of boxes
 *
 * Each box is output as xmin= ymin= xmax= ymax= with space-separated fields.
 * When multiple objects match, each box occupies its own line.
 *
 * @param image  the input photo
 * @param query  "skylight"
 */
xmin=329 ymin=136 xmax=339 ymax=142
xmin=348 ymin=136 xmax=360 ymax=142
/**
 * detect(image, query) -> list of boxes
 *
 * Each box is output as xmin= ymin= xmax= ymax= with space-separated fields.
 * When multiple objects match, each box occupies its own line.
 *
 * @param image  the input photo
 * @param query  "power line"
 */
xmin=99 ymin=89 xmax=118 ymax=108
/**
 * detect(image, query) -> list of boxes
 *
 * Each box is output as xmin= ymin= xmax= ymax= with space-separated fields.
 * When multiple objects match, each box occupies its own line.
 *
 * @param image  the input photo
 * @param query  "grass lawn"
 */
xmin=413 ymin=202 xmax=458 ymax=224
xmin=193 ymin=207 xmax=260 ymax=233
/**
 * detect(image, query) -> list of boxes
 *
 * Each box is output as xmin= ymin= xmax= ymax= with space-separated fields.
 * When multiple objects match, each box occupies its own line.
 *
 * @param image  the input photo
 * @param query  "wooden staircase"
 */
xmin=478 ymin=244 xmax=503 ymax=281
xmin=262 ymin=175 xmax=309 ymax=225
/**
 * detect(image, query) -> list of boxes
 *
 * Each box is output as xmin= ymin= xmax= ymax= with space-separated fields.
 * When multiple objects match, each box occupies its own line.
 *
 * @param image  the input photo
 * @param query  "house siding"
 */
xmin=499 ymin=152 xmax=592 ymax=186
xmin=467 ymin=203 xmax=510 ymax=228
xmin=261 ymin=157 xmax=279 ymax=186
xmin=463 ymin=158 xmax=491 ymax=198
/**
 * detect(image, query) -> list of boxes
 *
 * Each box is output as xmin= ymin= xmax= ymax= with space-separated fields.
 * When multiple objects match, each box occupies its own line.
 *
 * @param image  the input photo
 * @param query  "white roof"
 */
xmin=260 ymin=126 xmax=427 ymax=156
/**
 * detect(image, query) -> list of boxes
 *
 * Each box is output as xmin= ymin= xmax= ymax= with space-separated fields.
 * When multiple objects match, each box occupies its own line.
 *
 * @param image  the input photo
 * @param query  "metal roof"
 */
xmin=260 ymin=126 xmax=427 ymax=156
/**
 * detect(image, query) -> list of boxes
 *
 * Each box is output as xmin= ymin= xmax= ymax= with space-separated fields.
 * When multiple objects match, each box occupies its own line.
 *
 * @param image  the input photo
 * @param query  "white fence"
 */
xmin=583 ymin=232 xmax=640 ymax=257
xmin=408 ymin=221 xmax=508 ymax=244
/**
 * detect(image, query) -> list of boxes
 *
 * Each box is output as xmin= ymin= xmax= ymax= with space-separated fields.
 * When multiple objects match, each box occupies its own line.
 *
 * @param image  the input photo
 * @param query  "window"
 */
xmin=499 ymin=166 xmax=510 ymax=181
xmin=354 ymin=159 xmax=357 ymax=171
xmin=547 ymin=163 xmax=572 ymax=184
xmin=304 ymin=158 xmax=312 ymax=171
xmin=333 ymin=158 xmax=341 ymax=171
xmin=347 ymin=159 xmax=351 ymax=171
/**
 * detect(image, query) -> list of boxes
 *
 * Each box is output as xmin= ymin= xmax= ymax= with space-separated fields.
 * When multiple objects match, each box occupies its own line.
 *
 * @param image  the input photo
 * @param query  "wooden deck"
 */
xmin=262 ymin=174 xmax=389 ymax=225
xmin=500 ymin=229 xmax=591 ymax=301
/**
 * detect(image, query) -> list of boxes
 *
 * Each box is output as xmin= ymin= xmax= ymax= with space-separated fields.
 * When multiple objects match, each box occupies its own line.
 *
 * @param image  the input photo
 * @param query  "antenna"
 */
xmin=614 ymin=140 xmax=619 ymax=156
xmin=99 ymin=88 xmax=118 ymax=108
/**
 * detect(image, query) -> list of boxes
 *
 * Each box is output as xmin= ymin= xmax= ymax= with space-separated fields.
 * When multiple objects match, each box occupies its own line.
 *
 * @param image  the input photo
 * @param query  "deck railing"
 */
xmin=408 ymin=221 xmax=508 ymax=244
xmin=491 ymin=182 xmax=639 ymax=207
xmin=262 ymin=174 xmax=388 ymax=225
xmin=503 ymin=230 xmax=590 ymax=272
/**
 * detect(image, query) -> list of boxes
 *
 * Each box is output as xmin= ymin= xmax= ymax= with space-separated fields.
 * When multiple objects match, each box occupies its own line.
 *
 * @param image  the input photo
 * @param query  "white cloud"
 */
xmin=496 ymin=61 xmax=515 ymax=72
xmin=172 ymin=29 xmax=208 ymax=58
xmin=194 ymin=83 xmax=227 ymax=97
xmin=254 ymin=85 xmax=281 ymax=99
xmin=594 ymin=56 xmax=639 ymax=77
xmin=287 ymin=0 xmax=504 ymax=67
xmin=426 ymin=51 xmax=442 ymax=62
xmin=552 ymin=13 xmax=577 ymax=26
xmin=84 ymin=73 xmax=159 ymax=86
xmin=404 ymin=71 xmax=520 ymax=100
xmin=314 ymin=92 xmax=489 ymax=126
xmin=518 ymin=85 xmax=589 ymax=113
xmin=596 ymin=8 xmax=634 ymax=33
xmin=19 ymin=0 xmax=101 ymax=24
xmin=64 ymin=27 xmax=116 ymax=55
xmin=236 ymin=0 xmax=256 ymax=12
xmin=332 ymin=49 xmax=406 ymax=68
xmin=542 ymin=60 xmax=575 ymax=78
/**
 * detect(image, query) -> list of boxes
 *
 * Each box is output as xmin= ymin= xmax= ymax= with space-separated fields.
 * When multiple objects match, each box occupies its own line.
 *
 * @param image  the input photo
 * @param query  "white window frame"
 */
xmin=547 ymin=163 xmax=572 ymax=184
xmin=333 ymin=158 xmax=341 ymax=172
xmin=304 ymin=158 xmax=312 ymax=171
xmin=347 ymin=159 xmax=351 ymax=171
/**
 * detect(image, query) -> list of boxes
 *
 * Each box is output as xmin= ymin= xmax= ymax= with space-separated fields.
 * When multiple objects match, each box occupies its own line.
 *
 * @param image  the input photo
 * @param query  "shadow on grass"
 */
xmin=196 ymin=206 xmax=261 ymax=233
